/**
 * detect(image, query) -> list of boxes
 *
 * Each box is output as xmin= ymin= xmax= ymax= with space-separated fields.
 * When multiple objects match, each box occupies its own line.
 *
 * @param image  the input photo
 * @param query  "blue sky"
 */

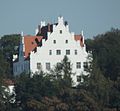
xmin=0 ymin=0 xmax=120 ymax=38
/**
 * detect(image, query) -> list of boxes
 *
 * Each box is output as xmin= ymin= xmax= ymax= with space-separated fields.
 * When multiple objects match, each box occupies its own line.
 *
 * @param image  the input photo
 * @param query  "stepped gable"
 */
xmin=24 ymin=35 xmax=43 ymax=58
xmin=36 ymin=20 xmax=84 ymax=48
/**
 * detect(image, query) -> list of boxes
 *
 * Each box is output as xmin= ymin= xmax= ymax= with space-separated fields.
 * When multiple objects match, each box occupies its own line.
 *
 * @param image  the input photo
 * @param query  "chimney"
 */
xmin=64 ymin=21 xmax=68 ymax=26
xmin=81 ymin=30 xmax=84 ymax=44
xmin=38 ymin=25 xmax=41 ymax=34
xmin=48 ymin=23 xmax=51 ymax=32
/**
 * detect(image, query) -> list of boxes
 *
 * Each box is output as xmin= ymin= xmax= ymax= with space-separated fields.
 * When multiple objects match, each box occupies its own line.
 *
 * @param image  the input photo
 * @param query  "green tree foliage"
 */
xmin=0 ymin=34 xmax=20 ymax=56
xmin=0 ymin=29 xmax=120 ymax=110
xmin=14 ymin=56 xmax=101 ymax=111
xmin=0 ymin=50 xmax=10 ymax=77
xmin=86 ymin=28 xmax=120 ymax=80
xmin=0 ymin=34 xmax=20 ymax=110
xmin=51 ymin=56 xmax=73 ymax=88
xmin=85 ymin=28 xmax=120 ymax=110
xmin=0 ymin=34 xmax=20 ymax=78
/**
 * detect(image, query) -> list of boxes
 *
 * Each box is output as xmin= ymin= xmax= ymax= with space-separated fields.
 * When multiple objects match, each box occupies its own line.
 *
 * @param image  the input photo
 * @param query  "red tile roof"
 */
xmin=23 ymin=34 xmax=84 ymax=59
xmin=24 ymin=36 xmax=43 ymax=58
xmin=74 ymin=35 xmax=84 ymax=47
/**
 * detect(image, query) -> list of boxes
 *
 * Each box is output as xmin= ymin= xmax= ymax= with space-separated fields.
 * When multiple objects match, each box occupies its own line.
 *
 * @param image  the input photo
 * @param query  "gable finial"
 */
xmin=81 ymin=30 xmax=84 ymax=36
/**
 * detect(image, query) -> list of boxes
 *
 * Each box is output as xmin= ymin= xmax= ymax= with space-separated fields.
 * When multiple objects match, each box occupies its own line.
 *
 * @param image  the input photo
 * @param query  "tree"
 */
xmin=0 ymin=34 xmax=20 ymax=78
xmin=86 ymin=28 xmax=120 ymax=80
xmin=85 ymin=29 xmax=120 ymax=110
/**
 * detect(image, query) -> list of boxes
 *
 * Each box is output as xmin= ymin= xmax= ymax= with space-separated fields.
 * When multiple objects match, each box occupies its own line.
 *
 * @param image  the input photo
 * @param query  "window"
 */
xmin=65 ymin=40 xmax=68 ymax=44
xmin=57 ymin=62 xmax=61 ymax=66
xmin=66 ymin=50 xmax=70 ymax=55
xmin=77 ymin=76 xmax=81 ymax=82
xmin=67 ymin=62 xmax=70 ymax=68
xmin=60 ymin=30 xmax=62 ymax=34
xmin=53 ymin=40 xmax=56 ymax=44
xmin=46 ymin=62 xmax=51 ymax=70
xmin=57 ymin=62 xmax=62 ymax=69
xmin=83 ymin=62 xmax=88 ymax=70
xmin=76 ymin=62 xmax=81 ymax=69
xmin=49 ymin=50 xmax=52 ymax=55
xmin=75 ymin=50 xmax=77 ymax=55
xmin=56 ymin=50 xmax=61 ymax=55
xmin=37 ymin=63 xmax=41 ymax=70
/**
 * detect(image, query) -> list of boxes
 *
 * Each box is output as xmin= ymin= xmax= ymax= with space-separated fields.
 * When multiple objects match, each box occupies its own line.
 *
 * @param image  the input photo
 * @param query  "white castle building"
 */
xmin=30 ymin=16 xmax=91 ymax=85
xmin=13 ymin=16 xmax=91 ymax=85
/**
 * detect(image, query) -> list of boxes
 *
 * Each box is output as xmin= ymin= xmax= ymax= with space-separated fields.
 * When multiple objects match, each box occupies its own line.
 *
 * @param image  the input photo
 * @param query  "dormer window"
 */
xmin=60 ymin=30 xmax=62 ymax=34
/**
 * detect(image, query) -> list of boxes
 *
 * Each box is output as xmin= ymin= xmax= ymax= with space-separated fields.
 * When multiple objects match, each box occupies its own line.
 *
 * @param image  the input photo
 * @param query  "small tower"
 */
xmin=19 ymin=32 xmax=25 ymax=60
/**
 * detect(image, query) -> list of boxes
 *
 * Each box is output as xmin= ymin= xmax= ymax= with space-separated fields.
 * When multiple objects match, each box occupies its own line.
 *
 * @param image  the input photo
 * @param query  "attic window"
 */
xmin=53 ymin=40 xmax=56 ymax=44
xmin=60 ymin=30 xmax=62 ymax=34
xmin=65 ymin=40 xmax=68 ymax=44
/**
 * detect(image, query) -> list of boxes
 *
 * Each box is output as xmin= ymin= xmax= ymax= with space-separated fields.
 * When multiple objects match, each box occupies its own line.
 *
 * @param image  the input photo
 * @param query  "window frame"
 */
xmin=76 ymin=62 xmax=81 ymax=69
xmin=75 ymin=50 xmax=77 ymax=55
xmin=83 ymin=62 xmax=88 ymax=70
xmin=46 ymin=62 xmax=51 ymax=71
xmin=66 ymin=49 xmax=70 ymax=55
xmin=53 ymin=40 xmax=56 ymax=44
xmin=77 ymin=75 xmax=81 ymax=82
xmin=49 ymin=50 xmax=52 ymax=55
xmin=37 ymin=62 xmax=42 ymax=70
xmin=60 ymin=30 xmax=62 ymax=34
xmin=56 ymin=50 xmax=61 ymax=55
xmin=65 ymin=40 xmax=68 ymax=44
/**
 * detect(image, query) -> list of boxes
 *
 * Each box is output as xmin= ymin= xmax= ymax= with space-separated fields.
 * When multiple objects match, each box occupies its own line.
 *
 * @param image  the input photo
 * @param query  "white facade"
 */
xmin=30 ymin=17 xmax=89 ymax=85
xmin=13 ymin=33 xmax=29 ymax=76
